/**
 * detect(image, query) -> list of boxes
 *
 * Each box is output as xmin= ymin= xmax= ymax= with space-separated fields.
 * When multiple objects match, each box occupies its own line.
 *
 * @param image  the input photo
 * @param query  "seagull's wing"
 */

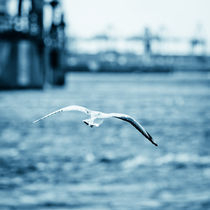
xmin=109 ymin=113 xmax=158 ymax=146
xmin=33 ymin=105 xmax=90 ymax=123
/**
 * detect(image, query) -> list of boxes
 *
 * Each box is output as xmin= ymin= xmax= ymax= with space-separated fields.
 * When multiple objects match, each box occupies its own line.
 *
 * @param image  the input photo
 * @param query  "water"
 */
xmin=0 ymin=72 xmax=210 ymax=210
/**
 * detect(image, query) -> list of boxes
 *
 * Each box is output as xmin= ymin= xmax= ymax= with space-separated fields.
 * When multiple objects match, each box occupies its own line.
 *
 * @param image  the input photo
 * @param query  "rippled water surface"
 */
xmin=0 ymin=72 xmax=210 ymax=209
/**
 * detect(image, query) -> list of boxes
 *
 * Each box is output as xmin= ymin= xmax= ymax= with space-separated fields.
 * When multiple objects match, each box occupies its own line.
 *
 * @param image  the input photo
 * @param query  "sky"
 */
xmin=62 ymin=0 xmax=210 ymax=40
xmin=6 ymin=0 xmax=210 ymax=53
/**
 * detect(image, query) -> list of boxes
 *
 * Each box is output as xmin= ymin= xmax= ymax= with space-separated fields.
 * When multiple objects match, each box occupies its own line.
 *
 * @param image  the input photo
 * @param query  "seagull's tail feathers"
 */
xmin=33 ymin=109 xmax=63 ymax=123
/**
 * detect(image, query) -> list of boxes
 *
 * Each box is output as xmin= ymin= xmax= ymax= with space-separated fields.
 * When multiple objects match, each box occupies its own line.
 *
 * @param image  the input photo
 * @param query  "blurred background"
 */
xmin=0 ymin=0 xmax=210 ymax=209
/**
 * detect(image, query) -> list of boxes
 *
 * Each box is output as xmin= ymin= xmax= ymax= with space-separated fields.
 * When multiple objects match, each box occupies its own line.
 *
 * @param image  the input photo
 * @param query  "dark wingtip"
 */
xmin=150 ymin=139 xmax=158 ymax=147
xmin=153 ymin=142 xmax=158 ymax=147
xmin=149 ymin=137 xmax=158 ymax=146
xmin=146 ymin=131 xmax=158 ymax=147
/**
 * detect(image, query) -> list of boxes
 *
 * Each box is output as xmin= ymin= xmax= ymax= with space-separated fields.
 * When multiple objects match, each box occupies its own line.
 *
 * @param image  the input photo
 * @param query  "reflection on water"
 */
xmin=0 ymin=72 xmax=210 ymax=209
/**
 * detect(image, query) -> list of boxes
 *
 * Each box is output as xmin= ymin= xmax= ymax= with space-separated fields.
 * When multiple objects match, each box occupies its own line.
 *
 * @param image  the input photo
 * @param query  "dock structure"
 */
xmin=0 ymin=0 xmax=66 ymax=89
xmin=46 ymin=1 xmax=66 ymax=86
xmin=66 ymin=25 xmax=210 ymax=73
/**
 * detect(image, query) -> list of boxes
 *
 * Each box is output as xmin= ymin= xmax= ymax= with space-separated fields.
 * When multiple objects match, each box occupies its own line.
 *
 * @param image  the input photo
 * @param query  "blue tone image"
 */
xmin=0 ymin=0 xmax=210 ymax=209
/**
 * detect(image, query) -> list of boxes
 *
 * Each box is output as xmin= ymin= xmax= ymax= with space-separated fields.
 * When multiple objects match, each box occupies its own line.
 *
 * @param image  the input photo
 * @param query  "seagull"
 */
xmin=33 ymin=105 xmax=158 ymax=146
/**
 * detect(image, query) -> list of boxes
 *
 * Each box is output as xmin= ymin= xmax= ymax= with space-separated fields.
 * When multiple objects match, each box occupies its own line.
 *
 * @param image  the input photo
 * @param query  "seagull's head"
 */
xmin=83 ymin=119 xmax=95 ymax=127
xmin=83 ymin=119 xmax=101 ymax=128
xmin=83 ymin=119 xmax=90 ymax=126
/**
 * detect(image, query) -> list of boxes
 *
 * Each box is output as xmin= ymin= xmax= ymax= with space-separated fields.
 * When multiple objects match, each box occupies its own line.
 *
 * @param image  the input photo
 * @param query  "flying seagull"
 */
xmin=33 ymin=105 xmax=158 ymax=146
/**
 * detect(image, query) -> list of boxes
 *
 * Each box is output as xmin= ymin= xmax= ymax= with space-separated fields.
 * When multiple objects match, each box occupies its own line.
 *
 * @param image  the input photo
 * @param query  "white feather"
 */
xmin=33 ymin=105 xmax=158 ymax=146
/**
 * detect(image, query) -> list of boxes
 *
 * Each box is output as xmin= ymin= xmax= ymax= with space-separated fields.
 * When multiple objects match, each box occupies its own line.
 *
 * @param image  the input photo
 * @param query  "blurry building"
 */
xmin=0 ymin=0 xmax=66 ymax=89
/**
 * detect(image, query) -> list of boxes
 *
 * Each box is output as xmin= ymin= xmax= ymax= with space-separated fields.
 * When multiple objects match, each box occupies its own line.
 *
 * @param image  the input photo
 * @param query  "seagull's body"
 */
xmin=33 ymin=105 xmax=158 ymax=146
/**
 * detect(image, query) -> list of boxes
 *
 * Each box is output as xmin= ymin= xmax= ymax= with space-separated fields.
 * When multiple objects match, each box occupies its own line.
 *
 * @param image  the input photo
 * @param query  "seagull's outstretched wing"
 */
xmin=110 ymin=113 xmax=158 ymax=146
xmin=33 ymin=105 xmax=90 ymax=123
xmin=33 ymin=105 xmax=158 ymax=147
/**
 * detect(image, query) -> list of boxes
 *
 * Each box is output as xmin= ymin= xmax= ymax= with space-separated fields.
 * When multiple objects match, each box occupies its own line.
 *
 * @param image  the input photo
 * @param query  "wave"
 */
xmin=122 ymin=153 xmax=210 ymax=169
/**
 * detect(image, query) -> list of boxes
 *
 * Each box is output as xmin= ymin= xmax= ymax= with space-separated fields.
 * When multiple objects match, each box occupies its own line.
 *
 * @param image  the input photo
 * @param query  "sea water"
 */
xmin=0 ymin=72 xmax=210 ymax=209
